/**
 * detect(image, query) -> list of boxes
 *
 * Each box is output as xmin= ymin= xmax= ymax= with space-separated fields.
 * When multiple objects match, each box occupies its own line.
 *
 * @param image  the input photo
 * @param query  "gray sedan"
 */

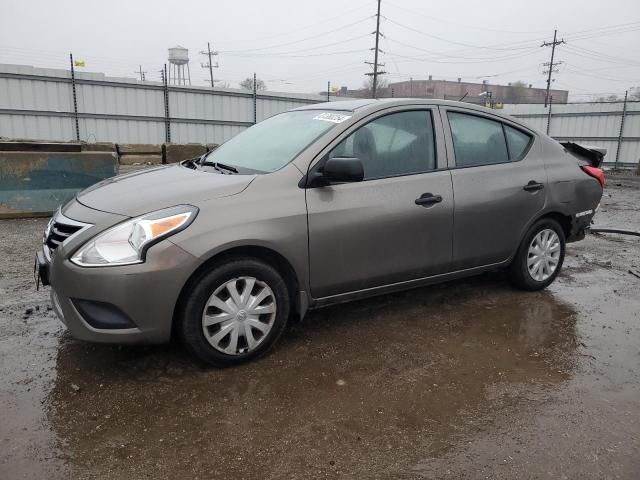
xmin=35 ymin=99 xmax=604 ymax=366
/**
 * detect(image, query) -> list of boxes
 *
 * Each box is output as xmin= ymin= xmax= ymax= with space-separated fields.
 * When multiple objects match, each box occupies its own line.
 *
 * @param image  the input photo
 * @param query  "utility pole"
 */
xmin=199 ymin=42 xmax=219 ymax=88
xmin=69 ymin=53 xmax=80 ymax=142
xmin=365 ymin=0 xmax=385 ymax=98
xmin=161 ymin=64 xmax=171 ymax=143
xmin=546 ymin=96 xmax=553 ymax=135
xmin=136 ymin=65 xmax=146 ymax=81
xmin=252 ymin=72 xmax=257 ymax=124
xmin=541 ymin=29 xmax=565 ymax=107
xmin=327 ymin=81 xmax=331 ymax=102
xmin=615 ymin=89 xmax=629 ymax=168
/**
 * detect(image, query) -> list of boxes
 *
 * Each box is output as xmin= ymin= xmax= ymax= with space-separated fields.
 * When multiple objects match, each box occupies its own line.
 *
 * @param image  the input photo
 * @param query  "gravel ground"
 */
xmin=1 ymin=176 xmax=639 ymax=479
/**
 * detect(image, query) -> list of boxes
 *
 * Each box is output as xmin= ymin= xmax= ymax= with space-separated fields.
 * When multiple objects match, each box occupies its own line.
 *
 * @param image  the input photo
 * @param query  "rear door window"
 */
xmin=447 ymin=112 xmax=509 ymax=167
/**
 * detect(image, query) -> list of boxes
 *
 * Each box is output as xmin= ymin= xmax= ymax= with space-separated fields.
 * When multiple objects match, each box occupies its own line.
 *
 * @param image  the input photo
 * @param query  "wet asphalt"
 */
xmin=1 ymin=176 xmax=639 ymax=479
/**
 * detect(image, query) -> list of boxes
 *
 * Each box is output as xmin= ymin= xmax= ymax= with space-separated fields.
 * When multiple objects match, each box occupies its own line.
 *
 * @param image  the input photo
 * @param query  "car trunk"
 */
xmin=560 ymin=142 xmax=606 ymax=167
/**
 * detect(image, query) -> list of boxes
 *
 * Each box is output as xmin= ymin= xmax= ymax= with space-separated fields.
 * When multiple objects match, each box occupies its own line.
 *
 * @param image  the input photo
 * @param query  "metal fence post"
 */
xmin=253 ymin=72 xmax=257 ymax=124
xmin=163 ymin=64 xmax=171 ymax=143
xmin=615 ymin=90 xmax=628 ymax=169
xmin=327 ymin=81 xmax=330 ymax=102
xmin=69 ymin=53 xmax=80 ymax=142
xmin=546 ymin=96 xmax=553 ymax=135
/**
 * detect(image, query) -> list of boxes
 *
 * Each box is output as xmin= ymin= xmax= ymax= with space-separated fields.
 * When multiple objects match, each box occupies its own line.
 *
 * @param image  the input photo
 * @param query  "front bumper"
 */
xmin=38 ymin=201 xmax=200 ymax=344
xmin=44 ymin=240 xmax=198 ymax=344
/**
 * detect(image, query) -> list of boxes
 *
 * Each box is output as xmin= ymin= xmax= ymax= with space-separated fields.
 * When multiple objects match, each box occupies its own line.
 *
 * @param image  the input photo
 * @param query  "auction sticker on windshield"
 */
xmin=313 ymin=112 xmax=352 ymax=123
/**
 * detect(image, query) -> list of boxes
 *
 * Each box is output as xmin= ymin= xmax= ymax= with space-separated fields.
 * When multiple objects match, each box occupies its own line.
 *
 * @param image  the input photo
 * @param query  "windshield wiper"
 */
xmin=200 ymin=161 xmax=238 ymax=174
xmin=182 ymin=154 xmax=205 ymax=170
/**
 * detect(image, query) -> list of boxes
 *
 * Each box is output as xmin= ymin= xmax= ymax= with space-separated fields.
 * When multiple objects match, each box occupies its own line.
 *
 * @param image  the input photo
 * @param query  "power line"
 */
xmin=384 ymin=49 xmax=542 ymax=65
xmin=563 ymin=64 xmax=640 ymax=83
xmin=218 ymin=17 xmax=373 ymax=54
xmin=384 ymin=0 xmax=547 ymax=35
xmin=476 ymin=65 xmax=544 ymax=79
xmin=541 ymin=30 xmax=565 ymax=106
xmin=222 ymin=33 xmax=370 ymax=57
xmin=563 ymin=44 xmax=640 ymax=67
xmin=216 ymin=0 xmax=372 ymax=47
xmin=566 ymin=22 xmax=640 ymax=41
xmin=384 ymin=38 xmax=540 ymax=62
xmin=222 ymin=48 xmax=371 ymax=59
xmin=383 ymin=17 xmax=544 ymax=52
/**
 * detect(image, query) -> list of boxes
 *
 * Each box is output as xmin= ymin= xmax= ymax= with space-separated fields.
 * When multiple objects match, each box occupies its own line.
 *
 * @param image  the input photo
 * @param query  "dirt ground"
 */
xmin=1 ymin=176 xmax=639 ymax=479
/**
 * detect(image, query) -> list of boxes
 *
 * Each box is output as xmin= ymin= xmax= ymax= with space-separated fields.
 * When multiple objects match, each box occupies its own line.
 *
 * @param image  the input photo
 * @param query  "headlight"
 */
xmin=71 ymin=205 xmax=198 ymax=267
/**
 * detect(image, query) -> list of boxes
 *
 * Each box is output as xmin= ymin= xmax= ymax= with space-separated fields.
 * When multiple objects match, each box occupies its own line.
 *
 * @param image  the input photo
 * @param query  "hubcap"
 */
xmin=527 ymin=229 xmax=561 ymax=282
xmin=202 ymin=276 xmax=277 ymax=355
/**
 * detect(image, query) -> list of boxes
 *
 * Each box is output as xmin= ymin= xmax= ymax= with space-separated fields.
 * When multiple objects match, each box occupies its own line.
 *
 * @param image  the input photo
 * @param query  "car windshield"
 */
xmin=202 ymin=110 xmax=351 ymax=173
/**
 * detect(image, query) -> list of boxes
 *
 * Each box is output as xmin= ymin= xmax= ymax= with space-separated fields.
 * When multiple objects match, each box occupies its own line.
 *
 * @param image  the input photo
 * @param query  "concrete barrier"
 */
xmin=117 ymin=144 xmax=162 ymax=155
xmin=164 ymin=143 xmax=208 ymax=164
xmin=119 ymin=154 xmax=163 ymax=165
xmin=82 ymin=142 xmax=117 ymax=152
xmin=0 ymin=140 xmax=222 ymax=218
xmin=0 ymin=150 xmax=118 ymax=218
xmin=117 ymin=144 xmax=162 ymax=165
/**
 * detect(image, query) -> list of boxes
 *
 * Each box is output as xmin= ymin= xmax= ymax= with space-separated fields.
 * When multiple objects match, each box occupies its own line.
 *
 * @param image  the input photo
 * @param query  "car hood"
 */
xmin=76 ymin=164 xmax=255 ymax=216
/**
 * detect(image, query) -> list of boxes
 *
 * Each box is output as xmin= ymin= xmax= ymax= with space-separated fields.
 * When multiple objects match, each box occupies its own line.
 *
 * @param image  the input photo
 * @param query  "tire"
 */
xmin=178 ymin=257 xmax=290 ymax=367
xmin=508 ymin=218 xmax=566 ymax=291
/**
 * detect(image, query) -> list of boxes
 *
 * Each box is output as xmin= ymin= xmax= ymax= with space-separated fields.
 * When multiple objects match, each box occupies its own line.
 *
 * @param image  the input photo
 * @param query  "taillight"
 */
xmin=581 ymin=165 xmax=605 ymax=187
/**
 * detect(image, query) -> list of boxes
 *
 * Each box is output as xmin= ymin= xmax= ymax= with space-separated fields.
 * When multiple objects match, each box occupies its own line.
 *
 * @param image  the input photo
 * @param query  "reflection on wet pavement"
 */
xmin=2 ymin=179 xmax=639 ymax=479
xmin=47 ymin=278 xmax=578 ymax=478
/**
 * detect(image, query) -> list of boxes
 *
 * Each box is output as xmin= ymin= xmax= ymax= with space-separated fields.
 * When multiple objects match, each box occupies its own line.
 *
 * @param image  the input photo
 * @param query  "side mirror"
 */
xmin=323 ymin=157 xmax=364 ymax=183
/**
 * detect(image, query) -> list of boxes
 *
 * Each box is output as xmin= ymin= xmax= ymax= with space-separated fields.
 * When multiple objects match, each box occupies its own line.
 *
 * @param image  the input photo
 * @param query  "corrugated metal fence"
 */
xmin=503 ymin=101 xmax=640 ymax=166
xmin=1 ymin=64 xmax=638 ymax=167
xmin=0 ymin=64 xmax=326 ymax=145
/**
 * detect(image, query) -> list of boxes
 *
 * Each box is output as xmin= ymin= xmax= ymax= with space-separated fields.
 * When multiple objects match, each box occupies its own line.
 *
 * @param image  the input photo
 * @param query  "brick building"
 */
xmin=383 ymin=77 xmax=568 ymax=104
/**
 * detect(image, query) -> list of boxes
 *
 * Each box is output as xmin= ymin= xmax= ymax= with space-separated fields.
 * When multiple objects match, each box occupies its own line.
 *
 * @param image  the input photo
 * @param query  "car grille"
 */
xmin=44 ymin=211 xmax=90 ymax=254
xmin=46 ymin=222 xmax=83 ymax=251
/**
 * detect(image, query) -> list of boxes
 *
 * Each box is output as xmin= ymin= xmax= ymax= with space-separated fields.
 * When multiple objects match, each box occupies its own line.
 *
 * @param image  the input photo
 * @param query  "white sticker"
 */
xmin=313 ymin=112 xmax=351 ymax=124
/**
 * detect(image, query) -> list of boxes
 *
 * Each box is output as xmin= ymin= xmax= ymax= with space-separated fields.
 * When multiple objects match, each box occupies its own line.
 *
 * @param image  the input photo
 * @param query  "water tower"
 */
xmin=168 ymin=46 xmax=191 ymax=86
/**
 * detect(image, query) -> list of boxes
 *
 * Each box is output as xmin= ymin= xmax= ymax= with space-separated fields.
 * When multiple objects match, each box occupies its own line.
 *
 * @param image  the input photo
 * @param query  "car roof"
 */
xmin=292 ymin=98 xmax=521 ymax=124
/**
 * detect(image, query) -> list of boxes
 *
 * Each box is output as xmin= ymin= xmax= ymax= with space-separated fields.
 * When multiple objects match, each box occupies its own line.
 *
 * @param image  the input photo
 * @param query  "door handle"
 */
xmin=523 ymin=181 xmax=544 ymax=192
xmin=415 ymin=193 xmax=443 ymax=207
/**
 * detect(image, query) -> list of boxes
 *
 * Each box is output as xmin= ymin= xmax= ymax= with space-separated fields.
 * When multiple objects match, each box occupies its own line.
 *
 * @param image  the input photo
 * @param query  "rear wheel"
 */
xmin=509 ymin=218 xmax=565 ymax=291
xmin=178 ymin=258 xmax=290 ymax=367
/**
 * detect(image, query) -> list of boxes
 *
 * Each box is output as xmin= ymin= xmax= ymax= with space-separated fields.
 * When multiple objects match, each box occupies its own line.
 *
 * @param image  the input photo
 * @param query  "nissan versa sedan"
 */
xmin=35 ymin=99 xmax=605 ymax=366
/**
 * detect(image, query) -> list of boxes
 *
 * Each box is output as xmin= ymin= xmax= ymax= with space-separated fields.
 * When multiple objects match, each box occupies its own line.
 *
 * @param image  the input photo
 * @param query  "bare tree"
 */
xmin=506 ymin=80 xmax=528 ymax=103
xmin=239 ymin=77 xmax=266 ymax=91
xmin=595 ymin=94 xmax=622 ymax=102
xmin=359 ymin=76 xmax=389 ymax=98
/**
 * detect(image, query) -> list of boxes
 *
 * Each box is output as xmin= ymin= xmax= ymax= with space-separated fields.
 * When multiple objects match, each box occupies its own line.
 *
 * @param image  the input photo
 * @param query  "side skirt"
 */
xmin=307 ymin=261 xmax=507 ymax=310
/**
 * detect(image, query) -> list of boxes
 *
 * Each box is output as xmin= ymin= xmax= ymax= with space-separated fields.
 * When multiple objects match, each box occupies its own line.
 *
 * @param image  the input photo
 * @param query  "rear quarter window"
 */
xmin=504 ymin=125 xmax=533 ymax=161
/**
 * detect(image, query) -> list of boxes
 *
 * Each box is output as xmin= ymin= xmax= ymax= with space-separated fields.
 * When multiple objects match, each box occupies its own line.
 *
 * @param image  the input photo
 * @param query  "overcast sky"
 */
xmin=1 ymin=0 xmax=639 ymax=99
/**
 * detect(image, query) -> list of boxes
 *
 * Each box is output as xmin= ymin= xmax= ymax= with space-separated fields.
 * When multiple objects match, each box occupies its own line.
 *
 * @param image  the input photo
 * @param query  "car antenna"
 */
xmin=458 ymin=92 xmax=468 ymax=101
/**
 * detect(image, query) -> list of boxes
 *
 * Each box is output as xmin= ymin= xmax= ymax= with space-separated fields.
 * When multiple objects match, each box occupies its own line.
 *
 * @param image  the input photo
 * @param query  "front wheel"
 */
xmin=509 ymin=218 xmax=566 ymax=291
xmin=178 ymin=258 xmax=290 ymax=367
